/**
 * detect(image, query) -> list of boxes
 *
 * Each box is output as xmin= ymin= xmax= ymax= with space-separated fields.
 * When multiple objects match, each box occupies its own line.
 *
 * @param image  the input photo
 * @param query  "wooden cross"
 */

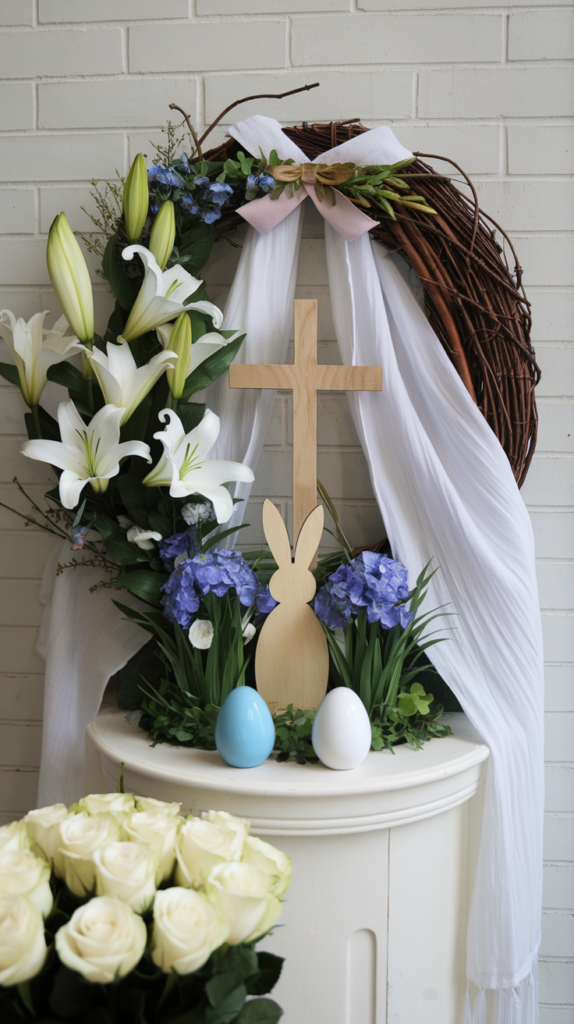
xmin=229 ymin=299 xmax=382 ymax=549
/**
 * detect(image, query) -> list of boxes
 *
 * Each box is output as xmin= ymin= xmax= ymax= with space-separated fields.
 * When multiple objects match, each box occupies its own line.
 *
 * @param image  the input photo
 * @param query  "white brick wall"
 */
xmin=0 ymin=3 xmax=571 ymax=1014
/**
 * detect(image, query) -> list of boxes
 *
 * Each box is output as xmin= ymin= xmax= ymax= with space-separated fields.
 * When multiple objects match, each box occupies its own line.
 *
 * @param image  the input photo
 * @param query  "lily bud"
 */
xmin=166 ymin=311 xmax=191 ymax=400
xmin=122 ymin=153 xmax=149 ymax=243
xmin=149 ymin=201 xmax=175 ymax=272
xmin=46 ymin=213 xmax=94 ymax=344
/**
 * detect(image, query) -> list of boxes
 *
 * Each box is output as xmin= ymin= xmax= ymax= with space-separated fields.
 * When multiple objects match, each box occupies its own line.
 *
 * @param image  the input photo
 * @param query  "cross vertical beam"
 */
xmin=228 ymin=299 xmax=382 ymax=548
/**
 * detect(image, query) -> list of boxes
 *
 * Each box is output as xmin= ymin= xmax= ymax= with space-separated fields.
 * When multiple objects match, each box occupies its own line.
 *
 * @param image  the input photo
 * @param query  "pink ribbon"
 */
xmin=236 ymin=177 xmax=379 ymax=242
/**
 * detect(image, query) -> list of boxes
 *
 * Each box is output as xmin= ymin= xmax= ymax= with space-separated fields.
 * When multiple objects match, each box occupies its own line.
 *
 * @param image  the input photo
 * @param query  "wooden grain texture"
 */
xmin=254 ymin=500 xmax=329 ymax=711
xmin=228 ymin=299 xmax=383 ymax=547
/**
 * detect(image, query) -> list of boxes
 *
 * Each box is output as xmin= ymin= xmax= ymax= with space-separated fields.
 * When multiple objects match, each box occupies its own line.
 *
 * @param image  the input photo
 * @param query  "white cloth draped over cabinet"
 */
xmin=206 ymin=116 xmax=544 ymax=1024
xmin=36 ymin=114 xmax=543 ymax=1024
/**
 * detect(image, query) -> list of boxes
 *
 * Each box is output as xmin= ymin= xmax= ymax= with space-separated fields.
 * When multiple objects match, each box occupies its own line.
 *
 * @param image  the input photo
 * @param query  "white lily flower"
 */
xmin=84 ymin=338 xmax=176 ymax=425
xmin=126 ymin=525 xmax=162 ymax=551
xmin=121 ymin=245 xmax=223 ymax=343
xmin=21 ymin=400 xmax=151 ymax=509
xmin=142 ymin=408 xmax=254 ymax=524
xmin=0 ymin=311 xmax=83 ymax=407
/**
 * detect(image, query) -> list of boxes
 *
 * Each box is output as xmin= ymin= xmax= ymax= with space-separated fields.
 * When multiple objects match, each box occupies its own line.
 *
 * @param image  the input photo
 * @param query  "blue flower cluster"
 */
xmin=314 ymin=551 xmax=413 ymax=631
xmin=180 ymin=177 xmax=234 ymax=224
xmin=246 ymin=173 xmax=276 ymax=191
xmin=146 ymin=159 xmax=278 ymax=225
xmin=161 ymin=547 xmax=276 ymax=629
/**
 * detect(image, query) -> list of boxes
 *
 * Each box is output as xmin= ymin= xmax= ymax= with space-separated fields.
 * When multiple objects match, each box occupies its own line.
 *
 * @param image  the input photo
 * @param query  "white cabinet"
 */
xmin=85 ymin=709 xmax=488 ymax=1023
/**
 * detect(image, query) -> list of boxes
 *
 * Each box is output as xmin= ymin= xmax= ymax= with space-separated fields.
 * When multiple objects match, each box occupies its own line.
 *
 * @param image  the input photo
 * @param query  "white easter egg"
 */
xmin=312 ymin=687 xmax=372 ymax=770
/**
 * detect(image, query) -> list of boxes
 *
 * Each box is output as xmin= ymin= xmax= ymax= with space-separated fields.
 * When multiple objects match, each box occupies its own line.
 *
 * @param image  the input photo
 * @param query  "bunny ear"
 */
xmin=294 ymin=504 xmax=324 ymax=569
xmin=262 ymin=499 xmax=293 ymax=567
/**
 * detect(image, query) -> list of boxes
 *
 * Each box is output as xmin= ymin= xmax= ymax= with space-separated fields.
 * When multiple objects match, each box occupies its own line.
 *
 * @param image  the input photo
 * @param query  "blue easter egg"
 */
xmin=215 ymin=687 xmax=275 ymax=768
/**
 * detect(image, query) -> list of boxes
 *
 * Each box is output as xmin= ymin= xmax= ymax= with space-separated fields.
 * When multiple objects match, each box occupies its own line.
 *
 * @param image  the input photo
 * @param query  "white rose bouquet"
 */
xmin=0 ymin=793 xmax=290 ymax=1024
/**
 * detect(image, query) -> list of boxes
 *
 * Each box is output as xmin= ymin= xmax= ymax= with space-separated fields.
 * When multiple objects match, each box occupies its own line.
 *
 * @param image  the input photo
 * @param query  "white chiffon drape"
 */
xmin=36 ymin=114 xmax=543 ymax=1024
xmin=206 ymin=116 xmax=544 ymax=1023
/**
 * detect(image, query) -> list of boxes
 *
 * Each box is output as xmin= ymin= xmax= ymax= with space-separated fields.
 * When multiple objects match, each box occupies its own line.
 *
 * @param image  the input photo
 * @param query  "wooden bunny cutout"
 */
xmin=255 ymin=499 xmax=329 ymax=712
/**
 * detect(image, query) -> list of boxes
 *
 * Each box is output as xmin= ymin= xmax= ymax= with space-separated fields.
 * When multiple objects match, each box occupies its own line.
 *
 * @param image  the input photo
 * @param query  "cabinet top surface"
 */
xmin=88 ymin=708 xmax=489 ymax=799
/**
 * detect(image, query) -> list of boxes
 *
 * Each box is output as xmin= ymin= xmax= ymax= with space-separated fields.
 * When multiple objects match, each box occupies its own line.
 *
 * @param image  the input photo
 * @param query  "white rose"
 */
xmin=188 ymin=619 xmax=214 ymax=649
xmin=24 ymin=803 xmax=68 ymax=862
xmin=55 ymin=896 xmax=147 ymax=984
xmin=0 ymin=820 xmax=30 ymax=855
xmin=206 ymin=862 xmax=281 ymax=945
xmin=54 ymin=813 xmax=121 ymax=896
xmin=0 ymin=850 xmax=53 ymax=917
xmin=151 ymin=887 xmax=228 ymax=975
xmin=0 ymin=894 xmax=48 ymax=985
xmin=175 ymin=816 xmax=245 ymax=889
xmin=94 ymin=842 xmax=157 ymax=913
xmin=124 ymin=811 xmax=179 ymax=883
xmin=241 ymin=836 xmax=292 ymax=897
xmin=200 ymin=811 xmax=250 ymax=849
xmin=135 ymin=797 xmax=181 ymax=816
xmin=78 ymin=793 xmax=136 ymax=817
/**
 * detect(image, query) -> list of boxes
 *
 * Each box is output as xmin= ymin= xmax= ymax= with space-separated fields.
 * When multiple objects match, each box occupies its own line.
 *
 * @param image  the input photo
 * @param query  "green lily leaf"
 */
xmin=180 ymin=333 xmax=245 ymax=401
xmin=0 ymin=362 xmax=19 ymax=388
xmin=115 ymin=569 xmax=169 ymax=607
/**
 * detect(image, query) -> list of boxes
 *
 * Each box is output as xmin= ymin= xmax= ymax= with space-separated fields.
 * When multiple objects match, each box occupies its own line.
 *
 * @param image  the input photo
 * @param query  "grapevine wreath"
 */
xmin=184 ymin=85 xmax=538 ymax=489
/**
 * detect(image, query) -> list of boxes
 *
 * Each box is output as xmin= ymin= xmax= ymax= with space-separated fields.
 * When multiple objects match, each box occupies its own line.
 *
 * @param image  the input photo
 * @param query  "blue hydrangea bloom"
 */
xmin=159 ymin=528 xmax=199 ymax=572
xmin=314 ymin=552 xmax=413 ymax=631
xmin=147 ymin=165 xmax=184 ymax=186
xmin=161 ymin=546 xmax=276 ymax=630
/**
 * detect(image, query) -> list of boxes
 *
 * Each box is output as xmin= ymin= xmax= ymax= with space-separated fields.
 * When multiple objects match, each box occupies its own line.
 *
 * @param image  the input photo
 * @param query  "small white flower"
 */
xmin=181 ymin=502 xmax=215 ymax=526
xmin=127 ymin=524 xmax=162 ymax=551
xmin=117 ymin=514 xmax=134 ymax=531
xmin=188 ymin=619 xmax=214 ymax=650
xmin=242 ymin=622 xmax=256 ymax=645
xmin=21 ymin=400 xmax=151 ymax=510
